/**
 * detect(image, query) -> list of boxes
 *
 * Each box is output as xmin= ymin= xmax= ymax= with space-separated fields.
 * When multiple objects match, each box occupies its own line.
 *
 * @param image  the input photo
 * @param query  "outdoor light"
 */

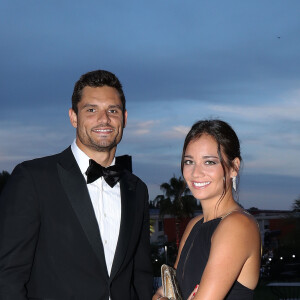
xmin=268 ymin=258 xmax=272 ymax=261
xmin=155 ymin=259 xmax=158 ymax=262
xmin=164 ymin=245 xmax=168 ymax=265
xmin=280 ymin=257 xmax=283 ymax=260
xmin=292 ymin=254 xmax=295 ymax=258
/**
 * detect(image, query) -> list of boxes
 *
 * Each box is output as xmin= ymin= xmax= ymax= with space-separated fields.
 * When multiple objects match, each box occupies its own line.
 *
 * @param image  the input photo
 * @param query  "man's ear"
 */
xmin=123 ymin=110 xmax=128 ymax=128
xmin=231 ymin=157 xmax=240 ymax=177
xmin=69 ymin=108 xmax=78 ymax=128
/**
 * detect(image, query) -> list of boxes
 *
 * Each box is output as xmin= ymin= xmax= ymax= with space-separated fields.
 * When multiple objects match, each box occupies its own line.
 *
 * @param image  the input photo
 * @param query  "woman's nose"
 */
xmin=192 ymin=164 xmax=205 ymax=177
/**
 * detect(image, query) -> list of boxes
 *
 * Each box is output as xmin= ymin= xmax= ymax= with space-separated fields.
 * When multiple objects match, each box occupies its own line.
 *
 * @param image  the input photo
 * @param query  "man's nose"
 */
xmin=97 ymin=110 xmax=110 ymax=124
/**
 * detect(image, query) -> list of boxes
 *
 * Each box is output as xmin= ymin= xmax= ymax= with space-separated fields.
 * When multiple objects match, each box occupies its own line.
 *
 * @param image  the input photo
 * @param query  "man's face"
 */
xmin=69 ymin=86 xmax=127 ymax=156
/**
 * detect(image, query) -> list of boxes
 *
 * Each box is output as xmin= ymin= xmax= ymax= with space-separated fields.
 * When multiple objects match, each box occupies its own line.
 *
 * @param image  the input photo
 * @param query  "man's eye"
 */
xmin=108 ymin=109 xmax=118 ymax=114
xmin=87 ymin=108 xmax=96 ymax=112
xmin=184 ymin=160 xmax=193 ymax=165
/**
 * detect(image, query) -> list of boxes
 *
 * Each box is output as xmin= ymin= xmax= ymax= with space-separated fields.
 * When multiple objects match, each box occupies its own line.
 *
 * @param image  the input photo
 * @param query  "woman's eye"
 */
xmin=184 ymin=160 xmax=194 ymax=165
xmin=205 ymin=160 xmax=216 ymax=165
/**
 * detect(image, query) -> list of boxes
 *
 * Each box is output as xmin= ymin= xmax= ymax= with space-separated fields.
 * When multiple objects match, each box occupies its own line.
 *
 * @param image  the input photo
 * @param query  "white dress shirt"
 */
xmin=71 ymin=140 xmax=121 ymax=276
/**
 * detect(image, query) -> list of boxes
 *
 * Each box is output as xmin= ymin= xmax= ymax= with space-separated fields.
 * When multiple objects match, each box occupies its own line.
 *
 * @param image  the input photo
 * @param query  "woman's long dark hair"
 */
xmin=181 ymin=119 xmax=242 ymax=215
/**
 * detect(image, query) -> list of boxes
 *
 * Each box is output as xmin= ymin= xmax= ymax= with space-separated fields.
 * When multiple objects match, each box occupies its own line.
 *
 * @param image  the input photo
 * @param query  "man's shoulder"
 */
xmin=17 ymin=147 xmax=72 ymax=170
xmin=122 ymin=169 xmax=142 ymax=183
xmin=4 ymin=148 xmax=73 ymax=190
xmin=122 ymin=169 xmax=148 ymax=190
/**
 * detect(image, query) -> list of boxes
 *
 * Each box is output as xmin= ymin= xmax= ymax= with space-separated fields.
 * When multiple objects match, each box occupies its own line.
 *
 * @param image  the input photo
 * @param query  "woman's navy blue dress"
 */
xmin=176 ymin=218 xmax=254 ymax=299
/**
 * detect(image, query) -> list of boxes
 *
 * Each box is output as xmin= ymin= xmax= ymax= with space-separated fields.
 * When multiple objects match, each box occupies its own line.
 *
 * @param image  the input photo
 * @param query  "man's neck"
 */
xmin=75 ymin=141 xmax=117 ymax=167
xmin=90 ymin=150 xmax=116 ymax=167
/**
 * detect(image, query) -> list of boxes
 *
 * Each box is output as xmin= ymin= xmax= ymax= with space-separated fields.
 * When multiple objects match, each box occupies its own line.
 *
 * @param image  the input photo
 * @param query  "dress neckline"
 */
xmin=200 ymin=209 xmax=247 ymax=224
xmin=200 ymin=217 xmax=221 ymax=225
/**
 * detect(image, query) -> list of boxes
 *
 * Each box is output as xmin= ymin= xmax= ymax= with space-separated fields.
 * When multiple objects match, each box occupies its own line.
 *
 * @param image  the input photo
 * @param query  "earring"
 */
xmin=232 ymin=176 xmax=237 ymax=191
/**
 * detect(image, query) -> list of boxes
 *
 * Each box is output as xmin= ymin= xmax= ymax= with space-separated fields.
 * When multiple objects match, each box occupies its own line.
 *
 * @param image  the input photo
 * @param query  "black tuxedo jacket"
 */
xmin=0 ymin=147 xmax=153 ymax=300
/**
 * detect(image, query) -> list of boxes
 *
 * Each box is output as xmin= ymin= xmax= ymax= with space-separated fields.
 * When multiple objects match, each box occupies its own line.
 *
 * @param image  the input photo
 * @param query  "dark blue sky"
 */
xmin=1 ymin=0 xmax=300 ymax=209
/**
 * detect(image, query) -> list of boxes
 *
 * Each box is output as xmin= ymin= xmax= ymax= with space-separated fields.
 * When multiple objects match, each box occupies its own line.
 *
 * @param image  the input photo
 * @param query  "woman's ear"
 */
xmin=231 ymin=157 xmax=240 ymax=178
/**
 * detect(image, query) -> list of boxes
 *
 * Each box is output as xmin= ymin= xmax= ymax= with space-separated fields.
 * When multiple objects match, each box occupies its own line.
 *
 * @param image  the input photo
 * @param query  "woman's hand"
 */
xmin=187 ymin=284 xmax=199 ymax=300
xmin=152 ymin=286 xmax=168 ymax=300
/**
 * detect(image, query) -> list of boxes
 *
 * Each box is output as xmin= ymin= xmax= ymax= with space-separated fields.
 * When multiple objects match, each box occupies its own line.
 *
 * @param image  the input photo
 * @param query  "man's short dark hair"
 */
xmin=71 ymin=70 xmax=126 ymax=114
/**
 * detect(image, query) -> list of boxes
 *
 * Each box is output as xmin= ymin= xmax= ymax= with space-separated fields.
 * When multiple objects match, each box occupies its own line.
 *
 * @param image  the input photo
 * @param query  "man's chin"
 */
xmin=91 ymin=142 xmax=117 ymax=153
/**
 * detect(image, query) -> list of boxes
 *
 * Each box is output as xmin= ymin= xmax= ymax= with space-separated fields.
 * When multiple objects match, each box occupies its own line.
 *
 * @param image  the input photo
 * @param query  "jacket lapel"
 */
xmin=109 ymin=171 xmax=137 ymax=281
xmin=56 ymin=147 xmax=109 ymax=279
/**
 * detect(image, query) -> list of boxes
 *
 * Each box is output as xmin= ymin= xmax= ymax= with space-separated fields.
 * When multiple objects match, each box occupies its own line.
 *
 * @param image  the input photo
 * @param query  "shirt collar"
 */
xmin=71 ymin=140 xmax=115 ymax=177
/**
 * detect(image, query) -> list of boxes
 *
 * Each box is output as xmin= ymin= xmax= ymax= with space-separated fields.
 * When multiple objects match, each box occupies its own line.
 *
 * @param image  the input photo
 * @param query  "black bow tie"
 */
xmin=85 ymin=159 xmax=123 ymax=188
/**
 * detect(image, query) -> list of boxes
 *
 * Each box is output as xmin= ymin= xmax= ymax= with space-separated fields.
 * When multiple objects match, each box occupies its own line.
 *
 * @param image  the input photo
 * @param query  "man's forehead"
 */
xmin=82 ymin=85 xmax=118 ymax=94
xmin=81 ymin=86 xmax=122 ymax=101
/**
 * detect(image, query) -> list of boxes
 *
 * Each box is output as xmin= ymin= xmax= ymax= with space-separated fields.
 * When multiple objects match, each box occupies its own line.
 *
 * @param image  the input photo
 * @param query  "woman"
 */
xmin=153 ymin=120 xmax=261 ymax=300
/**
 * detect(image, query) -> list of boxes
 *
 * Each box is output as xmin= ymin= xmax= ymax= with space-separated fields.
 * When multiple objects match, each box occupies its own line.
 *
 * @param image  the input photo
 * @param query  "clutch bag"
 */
xmin=161 ymin=264 xmax=183 ymax=300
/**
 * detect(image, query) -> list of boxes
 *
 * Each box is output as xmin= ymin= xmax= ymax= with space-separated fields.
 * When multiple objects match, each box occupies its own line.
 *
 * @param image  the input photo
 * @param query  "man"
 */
xmin=0 ymin=70 xmax=153 ymax=299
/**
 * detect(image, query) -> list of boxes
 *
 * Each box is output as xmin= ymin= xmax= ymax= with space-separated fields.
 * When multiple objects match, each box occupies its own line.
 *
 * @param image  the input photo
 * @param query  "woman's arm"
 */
xmin=192 ymin=213 xmax=261 ymax=300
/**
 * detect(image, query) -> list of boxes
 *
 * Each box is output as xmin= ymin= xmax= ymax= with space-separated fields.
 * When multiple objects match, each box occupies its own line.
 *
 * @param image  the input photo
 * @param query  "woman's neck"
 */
xmin=201 ymin=193 xmax=240 ymax=222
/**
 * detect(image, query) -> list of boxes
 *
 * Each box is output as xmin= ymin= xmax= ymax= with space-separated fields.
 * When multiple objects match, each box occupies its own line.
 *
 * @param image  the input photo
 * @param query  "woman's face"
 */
xmin=183 ymin=134 xmax=234 ymax=202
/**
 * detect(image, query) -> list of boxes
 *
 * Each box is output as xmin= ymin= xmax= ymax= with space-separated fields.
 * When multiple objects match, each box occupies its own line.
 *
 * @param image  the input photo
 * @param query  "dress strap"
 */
xmin=220 ymin=209 xmax=244 ymax=219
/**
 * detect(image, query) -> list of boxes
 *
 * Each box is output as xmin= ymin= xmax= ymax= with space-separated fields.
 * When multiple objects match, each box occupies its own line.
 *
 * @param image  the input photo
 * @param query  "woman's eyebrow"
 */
xmin=184 ymin=155 xmax=219 ymax=159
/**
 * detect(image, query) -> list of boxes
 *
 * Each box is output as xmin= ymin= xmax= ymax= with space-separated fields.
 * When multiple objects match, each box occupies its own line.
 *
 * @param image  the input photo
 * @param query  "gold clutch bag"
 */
xmin=161 ymin=264 xmax=183 ymax=300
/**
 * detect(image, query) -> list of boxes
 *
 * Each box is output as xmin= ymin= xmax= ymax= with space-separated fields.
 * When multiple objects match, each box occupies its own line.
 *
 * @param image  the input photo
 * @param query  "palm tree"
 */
xmin=292 ymin=196 xmax=300 ymax=212
xmin=154 ymin=175 xmax=199 ymax=248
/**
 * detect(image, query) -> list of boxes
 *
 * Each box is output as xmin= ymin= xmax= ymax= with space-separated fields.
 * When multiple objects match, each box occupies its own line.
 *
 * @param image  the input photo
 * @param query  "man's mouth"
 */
xmin=94 ymin=128 xmax=113 ymax=133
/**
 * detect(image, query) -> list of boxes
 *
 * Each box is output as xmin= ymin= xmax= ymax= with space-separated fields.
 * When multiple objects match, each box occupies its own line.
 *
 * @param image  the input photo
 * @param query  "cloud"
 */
xmin=239 ymin=173 xmax=300 ymax=210
xmin=0 ymin=121 xmax=73 ymax=172
xmin=126 ymin=120 xmax=160 ymax=136
xmin=161 ymin=126 xmax=190 ymax=139
xmin=208 ymin=97 xmax=300 ymax=122
xmin=1 ymin=0 xmax=300 ymax=212
xmin=124 ymin=120 xmax=188 ymax=147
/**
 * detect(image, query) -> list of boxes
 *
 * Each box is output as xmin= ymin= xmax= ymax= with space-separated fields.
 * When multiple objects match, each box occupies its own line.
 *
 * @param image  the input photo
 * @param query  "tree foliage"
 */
xmin=154 ymin=175 xmax=200 ymax=248
xmin=154 ymin=175 xmax=199 ymax=218
xmin=292 ymin=196 xmax=300 ymax=212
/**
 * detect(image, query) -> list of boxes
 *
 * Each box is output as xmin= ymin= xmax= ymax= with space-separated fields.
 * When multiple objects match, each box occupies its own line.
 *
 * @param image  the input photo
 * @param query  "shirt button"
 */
xmin=105 ymin=240 xmax=107 ymax=244
xmin=104 ymin=213 xmax=107 ymax=217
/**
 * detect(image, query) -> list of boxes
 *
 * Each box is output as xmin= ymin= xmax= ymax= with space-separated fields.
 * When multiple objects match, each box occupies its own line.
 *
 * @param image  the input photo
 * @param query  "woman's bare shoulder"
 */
xmin=214 ymin=210 xmax=260 ymax=245
xmin=221 ymin=210 xmax=258 ymax=229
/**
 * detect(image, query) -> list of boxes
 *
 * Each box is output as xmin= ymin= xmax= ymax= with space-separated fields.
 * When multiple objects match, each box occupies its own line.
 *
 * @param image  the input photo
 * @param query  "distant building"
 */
xmin=150 ymin=209 xmax=167 ymax=244
xmin=150 ymin=208 xmax=202 ymax=244
xmin=150 ymin=208 xmax=298 ymax=250
xmin=248 ymin=209 xmax=298 ymax=248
